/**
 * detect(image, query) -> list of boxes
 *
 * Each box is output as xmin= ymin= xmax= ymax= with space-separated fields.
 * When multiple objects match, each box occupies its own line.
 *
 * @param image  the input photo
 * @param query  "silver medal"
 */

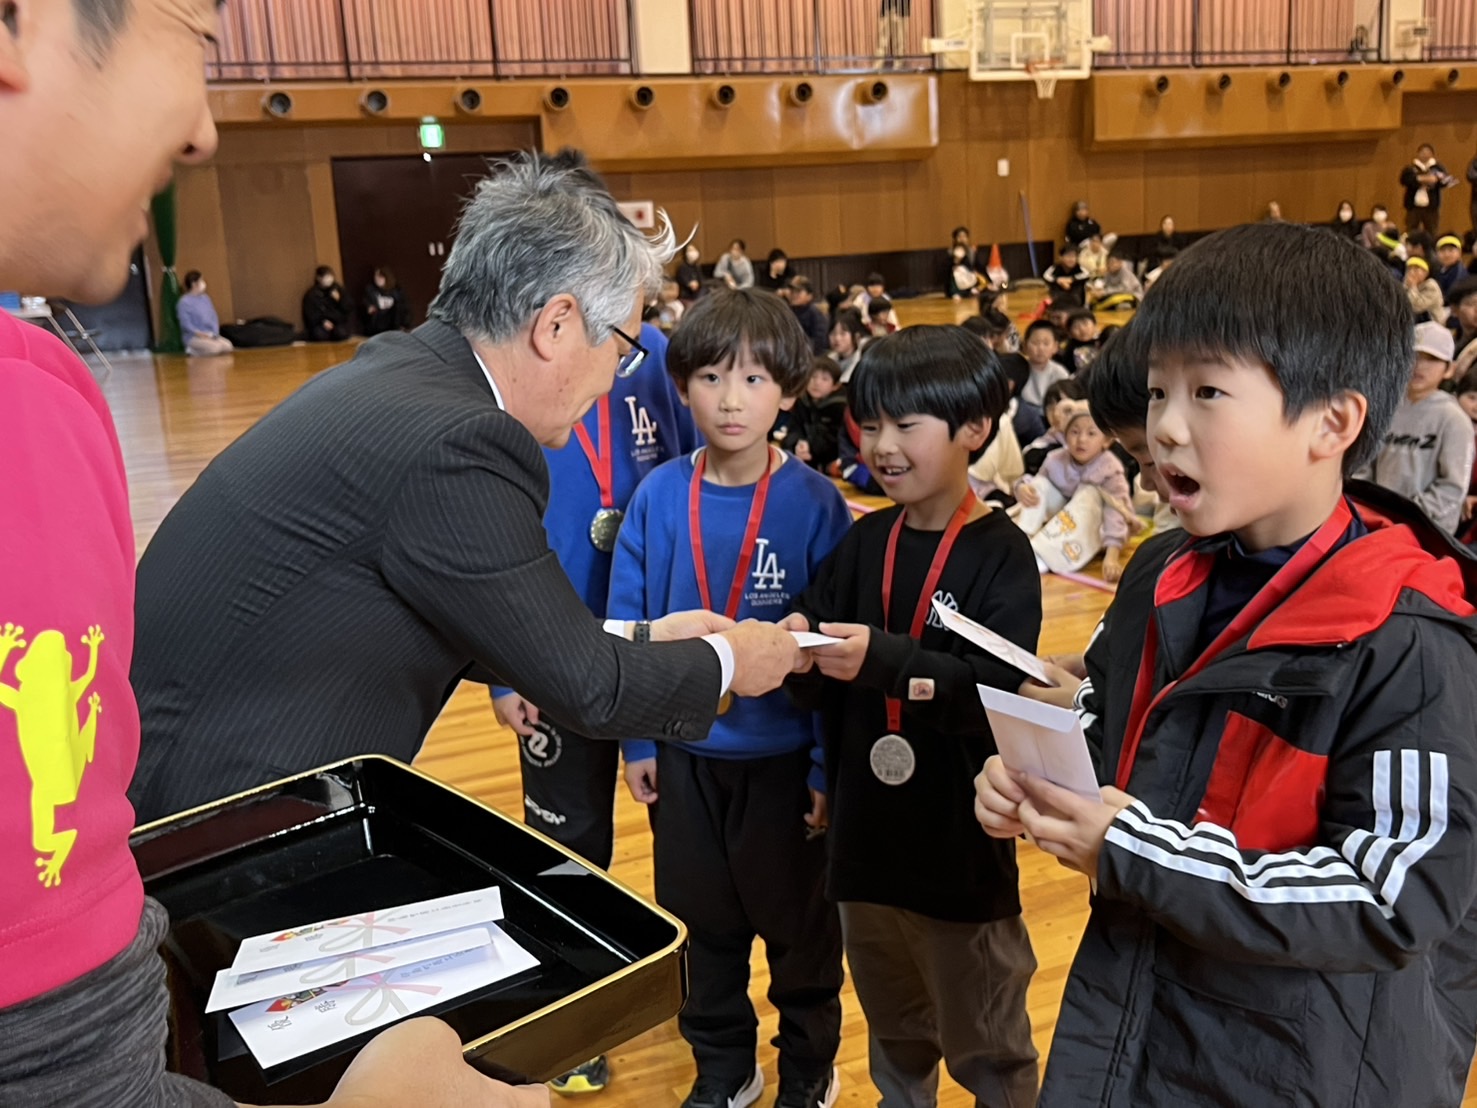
xmin=869 ymin=734 xmax=916 ymax=786
xmin=589 ymin=507 xmax=625 ymax=553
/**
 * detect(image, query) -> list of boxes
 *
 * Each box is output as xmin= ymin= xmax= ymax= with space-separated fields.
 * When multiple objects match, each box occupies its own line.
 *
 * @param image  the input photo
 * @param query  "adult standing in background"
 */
xmin=713 ymin=238 xmax=755 ymax=288
xmin=1401 ymin=142 xmax=1456 ymax=236
xmin=130 ymin=150 xmax=802 ymax=823
xmin=1466 ymin=145 xmax=1477 ymax=242
xmin=0 ymin=0 xmax=542 ymax=1104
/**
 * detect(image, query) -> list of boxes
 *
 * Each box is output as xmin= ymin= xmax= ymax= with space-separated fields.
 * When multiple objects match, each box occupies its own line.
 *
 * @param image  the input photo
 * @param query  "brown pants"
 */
xmin=840 ymin=902 xmax=1039 ymax=1108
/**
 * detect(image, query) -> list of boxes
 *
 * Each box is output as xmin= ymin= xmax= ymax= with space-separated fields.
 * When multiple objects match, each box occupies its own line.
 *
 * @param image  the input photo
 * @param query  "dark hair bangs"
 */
xmin=667 ymin=287 xmax=813 ymax=396
xmin=1131 ymin=222 xmax=1412 ymax=472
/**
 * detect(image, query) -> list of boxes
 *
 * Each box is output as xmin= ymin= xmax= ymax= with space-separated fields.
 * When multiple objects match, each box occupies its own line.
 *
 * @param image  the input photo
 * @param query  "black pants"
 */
xmin=651 ymin=745 xmax=843 ymax=1085
xmin=1407 ymin=206 xmax=1441 ymax=236
xmin=516 ymin=720 xmax=620 ymax=870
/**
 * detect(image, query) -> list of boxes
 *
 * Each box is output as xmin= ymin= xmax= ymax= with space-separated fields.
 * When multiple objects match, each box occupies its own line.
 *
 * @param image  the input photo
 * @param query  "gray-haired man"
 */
xmin=130 ymin=149 xmax=804 ymax=822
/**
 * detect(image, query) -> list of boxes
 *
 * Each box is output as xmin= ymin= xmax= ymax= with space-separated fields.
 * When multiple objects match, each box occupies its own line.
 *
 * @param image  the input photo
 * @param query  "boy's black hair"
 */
xmin=314 ymin=265 xmax=335 ymax=280
xmin=1449 ymin=277 xmax=1477 ymax=309
xmin=767 ymin=248 xmax=788 ymax=263
xmin=952 ymin=225 xmax=970 ymax=238
xmin=1082 ymin=324 xmax=1150 ymax=437
xmin=1059 ymin=243 xmax=1079 ymax=257
xmin=1457 ymin=366 xmax=1477 ymax=397
xmin=667 ymin=287 xmax=812 ymax=398
xmin=1131 ymin=221 xmax=1411 ymax=472
xmin=789 ymin=274 xmax=815 ymax=296
xmin=959 ymin=316 xmax=995 ymax=341
xmin=866 ymin=272 xmax=886 ymax=287
xmin=867 ymin=296 xmax=893 ymax=318
xmin=1406 ymin=231 xmax=1435 ymax=257
xmin=1024 ymin=319 xmax=1059 ymax=343
xmin=849 ymin=326 xmax=1010 ymax=463
xmin=1107 ymin=248 xmax=1129 ymax=261
xmin=810 ymin=355 xmax=842 ymax=384
xmin=183 ymin=270 xmax=203 ymax=292
xmin=1066 ymin=308 xmax=1096 ymax=328
xmin=1042 ymin=377 xmax=1086 ymax=411
xmin=830 ymin=307 xmax=869 ymax=341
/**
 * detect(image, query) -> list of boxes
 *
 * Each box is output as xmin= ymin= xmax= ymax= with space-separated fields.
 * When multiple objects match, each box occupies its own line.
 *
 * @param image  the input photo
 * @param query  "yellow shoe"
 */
xmin=550 ymin=1055 xmax=610 ymax=1096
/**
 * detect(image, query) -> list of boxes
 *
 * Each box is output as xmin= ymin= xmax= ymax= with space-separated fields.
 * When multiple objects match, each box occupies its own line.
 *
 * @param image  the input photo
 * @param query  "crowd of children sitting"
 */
xmin=577 ymin=215 xmax=1477 ymax=1108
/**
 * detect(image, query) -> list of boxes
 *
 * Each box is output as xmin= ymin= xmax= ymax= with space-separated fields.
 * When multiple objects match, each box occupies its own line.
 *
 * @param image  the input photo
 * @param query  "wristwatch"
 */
xmin=633 ymin=620 xmax=652 ymax=645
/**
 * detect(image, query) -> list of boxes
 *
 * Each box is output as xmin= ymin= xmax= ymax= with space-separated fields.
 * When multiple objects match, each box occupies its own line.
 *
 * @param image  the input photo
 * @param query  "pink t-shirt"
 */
xmin=0 ymin=308 xmax=143 ymax=1007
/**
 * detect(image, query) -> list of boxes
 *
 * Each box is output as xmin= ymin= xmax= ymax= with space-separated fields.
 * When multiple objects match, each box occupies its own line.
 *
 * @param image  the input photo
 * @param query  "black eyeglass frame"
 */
xmin=611 ymin=325 xmax=648 ymax=378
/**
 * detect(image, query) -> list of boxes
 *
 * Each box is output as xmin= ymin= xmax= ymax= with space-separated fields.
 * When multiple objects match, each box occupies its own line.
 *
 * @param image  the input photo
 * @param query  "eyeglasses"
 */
xmin=612 ymin=325 xmax=647 ymax=378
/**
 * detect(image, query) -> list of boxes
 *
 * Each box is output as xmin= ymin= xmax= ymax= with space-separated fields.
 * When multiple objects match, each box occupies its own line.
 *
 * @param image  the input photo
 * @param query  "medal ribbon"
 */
xmin=689 ymin=447 xmax=776 ymax=621
xmin=1115 ymin=498 xmax=1353 ymax=791
xmin=572 ymin=396 xmax=615 ymax=509
xmin=880 ymin=489 xmax=978 ymax=733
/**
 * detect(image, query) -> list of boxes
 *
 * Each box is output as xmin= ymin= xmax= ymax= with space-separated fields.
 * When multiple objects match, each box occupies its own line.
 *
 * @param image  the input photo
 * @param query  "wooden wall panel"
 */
xmin=216 ymin=162 xmax=320 ymax=322
xmin=184 ymin=74 xmax=1477 ymax=324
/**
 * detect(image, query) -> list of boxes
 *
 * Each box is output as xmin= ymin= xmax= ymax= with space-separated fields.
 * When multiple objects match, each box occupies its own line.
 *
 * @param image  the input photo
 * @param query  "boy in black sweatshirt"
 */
xmin=784 ymin=326 xmax=1042 ymax=1108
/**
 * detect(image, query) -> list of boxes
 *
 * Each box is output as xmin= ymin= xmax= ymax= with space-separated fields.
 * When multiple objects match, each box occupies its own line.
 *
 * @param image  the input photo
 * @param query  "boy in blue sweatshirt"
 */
xmin=484 ymin=322 xmax=696 ymax=1094
xmin=610 ymin=289 xmax=852 ymax=1108
xmin=784 ymin=327 xmax=1042 ymax=1108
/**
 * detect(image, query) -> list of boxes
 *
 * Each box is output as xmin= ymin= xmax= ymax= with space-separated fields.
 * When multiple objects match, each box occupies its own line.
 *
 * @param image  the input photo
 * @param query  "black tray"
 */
xmin=130 ymin=756 xmax=687 ymax=1104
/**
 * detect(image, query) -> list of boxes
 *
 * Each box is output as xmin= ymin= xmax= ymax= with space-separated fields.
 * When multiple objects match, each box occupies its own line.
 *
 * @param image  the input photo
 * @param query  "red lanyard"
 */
xmin=689 ymin=448 xmax=776 ymax=621
xmin=572 ymin=396 xmax=615 ymax=509
xmin=880 ymin=489 xmax=979 ymax=732
xmin=1115 ymin=498 xmax=1354 ymax=791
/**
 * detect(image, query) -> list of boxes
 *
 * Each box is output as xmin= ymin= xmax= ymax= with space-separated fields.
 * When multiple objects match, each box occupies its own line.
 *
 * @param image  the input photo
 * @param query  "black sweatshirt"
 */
xmin=789 ymin=507 xmax=1042 ymax=922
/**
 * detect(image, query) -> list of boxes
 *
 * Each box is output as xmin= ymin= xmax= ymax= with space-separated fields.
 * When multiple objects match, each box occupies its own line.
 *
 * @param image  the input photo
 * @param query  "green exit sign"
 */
xmin=419 ymin=118 xmax=445 ymax=149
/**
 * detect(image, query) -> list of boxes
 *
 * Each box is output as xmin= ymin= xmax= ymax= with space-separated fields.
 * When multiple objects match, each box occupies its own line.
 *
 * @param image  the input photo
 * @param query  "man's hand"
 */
xmin=651 ymin=610 xmax=737 ymax=640
xmin=1016 ymin=774 xmax=1136 ymax=877
xmin=805 ymin=787 xmax=828 ymax=833
xmin=810 ymin=623 xmax=870 ymax=682
xmin=492 ymin=692 xmax=540 ymax=737
xmin=624 ymin=758 xmax=658 ymax=804
xmin=1016 ymin=481 xmax=1042 ymax=508
xmin=721 ymin=621 xmax=804 ymax=697
xmin=311 ymin=1017 xmax=550 ymax=1108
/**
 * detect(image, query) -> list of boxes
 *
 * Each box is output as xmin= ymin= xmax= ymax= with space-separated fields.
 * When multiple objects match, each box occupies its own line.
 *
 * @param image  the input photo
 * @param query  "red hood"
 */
xmin=1248 ymin=504 xmax=1475 ymax=650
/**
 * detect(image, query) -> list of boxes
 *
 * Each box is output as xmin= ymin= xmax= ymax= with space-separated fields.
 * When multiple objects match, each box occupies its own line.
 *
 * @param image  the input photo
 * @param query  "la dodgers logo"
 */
xmin=751 ymin=538 xmax=786 ymax=591
xmin=925 ymin=591 xmax=957 ymax=629
xmin=625 ymin=397 xmax=658 ymax=448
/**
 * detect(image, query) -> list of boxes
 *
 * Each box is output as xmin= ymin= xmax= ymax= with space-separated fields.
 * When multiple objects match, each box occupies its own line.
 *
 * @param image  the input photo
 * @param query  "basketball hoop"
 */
xmin=1024 ymin=61 xmax=1059 ymax=99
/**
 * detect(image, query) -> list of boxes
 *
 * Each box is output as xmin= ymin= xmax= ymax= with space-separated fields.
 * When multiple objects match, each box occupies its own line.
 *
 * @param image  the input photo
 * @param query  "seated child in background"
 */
xmin=1043 ymin=244 xmax=1089 ymax=307
xmin=1014 ymin=401 xmax=1135 ymax=582
xmin=784 ymin=325 xmax=1042 ymax=1108
xmin=1090 ymin=249 xmax=1144 ymax=308
xmin=654 ymin=275 xmax=685 ymax=331
xmin=1405 ymin=257 xmax=1449 ymax=324
xmin=1014 ymin=320 xmax=1070 ymax=443
xmin=1435 ymin=234 xmax=1467 ymax=297
xmin=977 ymin=220 xmax=1477 ymax=1108
xmin=867 ymin=297 xmax=898 ymax=336
xmin=1457 ymin=366 xmax=1477 ymax=543
xmin=962 ymin=320 xmax=1028 ymax=506
xmin=784 ymin=357 xmax=849 ymax=471
xmin=946 ymin=244 xmax=984 ymax=299
xmin=1079 ymin=232 xmax=1111 ymax=279
xmin=1022 ymin=377 xmax=1087 ymax=475
xmin=1360 ymin=321 xmax=1472 ymax=534
xmin=1064 ymin=309 xmax=1103 ymax=373
xmin=611 ymin=287 xmax=852 ymax=1108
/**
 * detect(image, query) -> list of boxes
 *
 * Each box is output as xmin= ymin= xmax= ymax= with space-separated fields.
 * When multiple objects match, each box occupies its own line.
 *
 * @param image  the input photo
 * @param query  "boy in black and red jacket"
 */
xmin=978 ymin=221 xmax=1477 ymax=1108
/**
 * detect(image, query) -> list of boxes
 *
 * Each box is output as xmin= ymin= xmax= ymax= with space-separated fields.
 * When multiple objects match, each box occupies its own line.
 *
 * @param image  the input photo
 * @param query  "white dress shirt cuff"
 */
xmin=601 ymin=620 xmax=734 ymax=698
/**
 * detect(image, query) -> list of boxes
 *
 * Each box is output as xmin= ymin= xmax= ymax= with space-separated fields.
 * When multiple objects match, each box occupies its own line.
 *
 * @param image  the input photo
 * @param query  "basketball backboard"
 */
xmin=969 ymin=0 xmax=1104 ymax=96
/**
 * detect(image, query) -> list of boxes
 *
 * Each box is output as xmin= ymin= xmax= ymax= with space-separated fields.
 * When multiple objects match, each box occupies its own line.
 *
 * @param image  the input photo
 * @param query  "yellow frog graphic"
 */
xmin=0 ymin=622 xmax=104 ymax=888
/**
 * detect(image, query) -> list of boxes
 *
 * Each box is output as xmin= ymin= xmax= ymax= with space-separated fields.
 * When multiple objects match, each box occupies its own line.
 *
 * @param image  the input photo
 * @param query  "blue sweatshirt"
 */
xmin=490 ymin=325 xmax=697 ymax=698
xmin=176 ymin=292 xmax=221 ymax=337
xmin=611 ymin=450 xmax=852 ymax=788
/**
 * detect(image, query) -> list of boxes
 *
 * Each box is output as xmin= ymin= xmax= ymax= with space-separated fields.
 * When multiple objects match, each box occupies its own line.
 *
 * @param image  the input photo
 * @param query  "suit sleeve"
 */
xmin=1099 ymin=617 xmax=1477 ymax=973
xmin=380 ymin=413 xmax=720 ymax=745
xmin=855 ymin=535 xmax=1044 ymax=736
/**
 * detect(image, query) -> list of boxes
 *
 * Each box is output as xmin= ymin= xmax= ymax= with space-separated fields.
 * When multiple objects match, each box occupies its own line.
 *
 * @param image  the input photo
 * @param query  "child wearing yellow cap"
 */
xmin=1435 ymin=234 xmax=1467 ymax=297
xmin=1406 ymin=255 xmax=1450 ymax=324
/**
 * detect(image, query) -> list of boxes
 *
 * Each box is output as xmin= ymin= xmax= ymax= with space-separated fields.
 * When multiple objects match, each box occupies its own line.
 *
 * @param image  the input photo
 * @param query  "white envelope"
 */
xmin=229 ymin=887 xmax=504 ymax=976
xmin=207 ymin=924 xmax=496 ymax=1013
xmin=228 ymin=924 xmax=539 ymax=1070
xmin=790 ymin=631 xmax=844 ymax=648
xmin=932 ymin=600 xmax=1058 ymax=688
xmin=977 ymin=684 xmax=1101 ymax=801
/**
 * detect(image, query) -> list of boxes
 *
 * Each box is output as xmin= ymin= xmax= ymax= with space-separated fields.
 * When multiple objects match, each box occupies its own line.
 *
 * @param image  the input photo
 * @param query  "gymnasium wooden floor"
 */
xmin=97 ymin=293 xmax=1477 ymax=1106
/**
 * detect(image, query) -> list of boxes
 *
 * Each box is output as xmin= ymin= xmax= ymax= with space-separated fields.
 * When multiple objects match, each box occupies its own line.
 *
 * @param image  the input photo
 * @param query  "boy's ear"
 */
xmin=0 ymin=1 xmax=30 ymax=93
xmin=672 ymin=375 xmax=691 ymax=408
xmin=956 ymin=417 xmax=991 ymax=453
xmin=1310 ymin=390 xmax=1368 ymax=464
